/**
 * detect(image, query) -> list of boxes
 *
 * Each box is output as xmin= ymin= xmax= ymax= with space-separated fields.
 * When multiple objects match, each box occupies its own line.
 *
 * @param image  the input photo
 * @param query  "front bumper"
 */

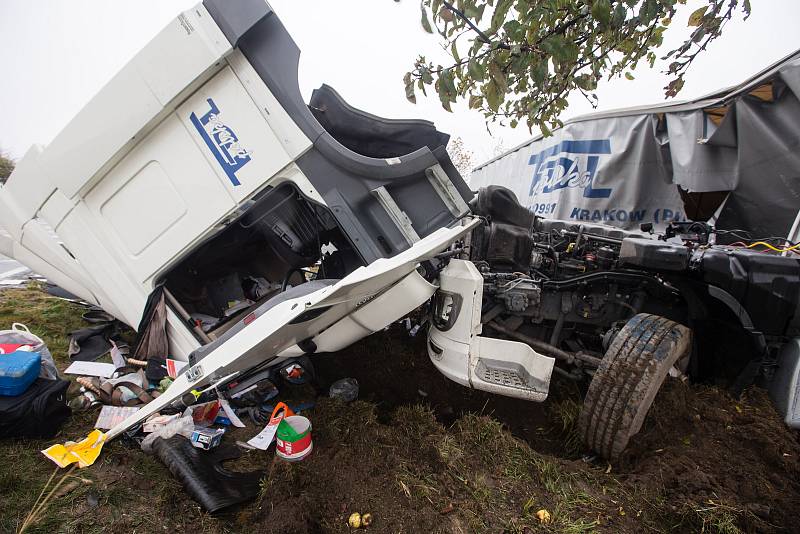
xmin=427 ymin=260 xmax=554 ymax=402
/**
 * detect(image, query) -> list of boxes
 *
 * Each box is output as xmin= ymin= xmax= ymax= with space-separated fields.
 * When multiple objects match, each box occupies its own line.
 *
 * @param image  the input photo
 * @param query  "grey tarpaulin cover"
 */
xmin=469 ymin=49 xmax=800 ymax=237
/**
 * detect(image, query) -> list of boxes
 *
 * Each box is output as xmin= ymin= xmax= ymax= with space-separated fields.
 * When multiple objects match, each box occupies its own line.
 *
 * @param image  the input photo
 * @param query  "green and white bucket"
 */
xmin=275 ymin=415 xmax=313 ymax=461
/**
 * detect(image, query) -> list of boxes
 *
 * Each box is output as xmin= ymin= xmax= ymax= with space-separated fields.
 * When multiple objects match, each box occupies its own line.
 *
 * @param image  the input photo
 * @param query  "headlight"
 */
xmin=431 ymin=290 xmax=462 ymax=332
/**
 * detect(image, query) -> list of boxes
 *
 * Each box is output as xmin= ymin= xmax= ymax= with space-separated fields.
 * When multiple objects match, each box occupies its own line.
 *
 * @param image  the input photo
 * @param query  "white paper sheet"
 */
xmin=95 ymin=405 xmax=140 ymax=430
xmin=247 ymin=414 xmax=283 ymax=450
xmin=64 ymin=361 xmax=117 ymax=378
xmin=110 ymin=341 xmax=127 ymax=369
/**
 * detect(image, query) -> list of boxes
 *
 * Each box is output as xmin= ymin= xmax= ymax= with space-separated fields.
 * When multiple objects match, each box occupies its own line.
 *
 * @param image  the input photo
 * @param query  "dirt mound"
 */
xmin=622 ymin=379 xmax=800 ymax=532
xmin=308 ymin=325 xmax=800 ymax=533
xmin=313 ymin=324 xmax=580 ymax=456
xmin=245 ymin=398 xmax=658 ymax=533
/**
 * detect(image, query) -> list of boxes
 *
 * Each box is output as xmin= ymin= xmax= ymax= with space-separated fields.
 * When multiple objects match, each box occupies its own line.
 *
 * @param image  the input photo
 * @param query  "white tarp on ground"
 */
xmin=470 ymin=50 xmax=800 ymax=237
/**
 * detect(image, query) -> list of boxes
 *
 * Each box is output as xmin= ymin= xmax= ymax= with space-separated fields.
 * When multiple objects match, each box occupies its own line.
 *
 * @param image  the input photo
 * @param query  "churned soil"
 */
xmin=2 ymin=288 xmax=798 ymax=533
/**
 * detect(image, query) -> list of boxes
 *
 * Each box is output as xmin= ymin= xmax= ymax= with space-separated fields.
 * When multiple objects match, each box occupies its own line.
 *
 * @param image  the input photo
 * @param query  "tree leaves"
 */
xmin=487 ymin=61 xmax=507 ymax=93
xmin=420 ymin=2 xmax=434 ymax=33
xmin=541 ymin=35 xmax=578 ymax=66
xmin=468 ymin=58 xmax=485 ymax=81
xmin=403 ymin=0 xmax=751 ymax=135
xmin=488 ymin=0 xmax=513 ymax=35
xmin=664 ymin=75 xmax=685 ymax=98
xmin=439 ymin=6 xmax=455 ymax=22
xmin=437 ymin=68 xmax=458 ymax=111
xmin=687 ymin=6 xmax=708 ymax=26
xmin=404 ymin=72 xmax=416 ymax=104
xmin=483 ymin=80 xmax=503 ymax=112
xmin=591 ymin=0 xmax=612 ymax=27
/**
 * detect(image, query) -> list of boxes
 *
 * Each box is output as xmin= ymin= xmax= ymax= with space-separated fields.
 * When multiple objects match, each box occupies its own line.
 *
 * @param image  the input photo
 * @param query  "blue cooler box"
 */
xmin=0 ymin=351 xmax=42 ymax=396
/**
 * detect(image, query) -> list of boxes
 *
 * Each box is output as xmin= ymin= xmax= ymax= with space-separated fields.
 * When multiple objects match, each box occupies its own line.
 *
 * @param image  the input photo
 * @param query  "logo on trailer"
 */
xmin=528 ymin=139 xmax=612 ymax=199
xmin=190 ymin=98 xmax=252 ymax=186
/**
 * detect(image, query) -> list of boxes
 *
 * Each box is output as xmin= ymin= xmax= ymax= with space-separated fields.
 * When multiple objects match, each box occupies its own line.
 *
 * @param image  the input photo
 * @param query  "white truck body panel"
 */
xmin=0 ymin=5 xmax=316 ymax=342
xmin=428 ymin=260 xmax=555 ymax=401
xmin=0 ymin=1 xmax=475 ymax=375
xmin=108 ymin=220 xmax=478 ymax=439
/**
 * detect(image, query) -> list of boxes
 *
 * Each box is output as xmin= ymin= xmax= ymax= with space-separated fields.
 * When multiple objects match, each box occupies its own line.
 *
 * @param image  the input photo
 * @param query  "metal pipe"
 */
xmin=488 ymin=321 xmax=603 ymax=368
xmin=164 ymin=287 xmax=213 ymax=344
xmin=552 ymin=365 xmax=582 ymax=381
xmin=564 ymin=230 xmax=623 ymax=245
xmin=549 ymin=313 xmax=565 ymax=346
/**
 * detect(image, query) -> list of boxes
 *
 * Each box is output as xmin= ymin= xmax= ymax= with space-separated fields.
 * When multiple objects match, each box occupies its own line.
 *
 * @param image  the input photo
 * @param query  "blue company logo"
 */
xmin=190 ymin=98 xmax=251 ymax=186
xmin=528 ymin=139 xmax=612 ymax=199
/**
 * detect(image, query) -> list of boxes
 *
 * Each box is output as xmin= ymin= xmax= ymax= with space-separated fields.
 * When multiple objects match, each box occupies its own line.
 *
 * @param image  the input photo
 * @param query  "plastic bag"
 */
xmin=0 ymin=323 xmax=58 ymax=380
xmin=329 ymin=378 xmax=359 ymax=402
xmin=140 ymin=415 xmax=195 ymax=453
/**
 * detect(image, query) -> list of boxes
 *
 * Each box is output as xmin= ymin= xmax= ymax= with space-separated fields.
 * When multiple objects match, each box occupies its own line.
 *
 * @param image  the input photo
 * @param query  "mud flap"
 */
xmin=152 ymin=436 xmax=264 ymax=513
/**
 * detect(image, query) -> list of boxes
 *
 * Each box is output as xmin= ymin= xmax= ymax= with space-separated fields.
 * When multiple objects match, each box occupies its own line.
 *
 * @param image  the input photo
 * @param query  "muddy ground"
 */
xmin=0 ymin=287 xmax=799 ymax=533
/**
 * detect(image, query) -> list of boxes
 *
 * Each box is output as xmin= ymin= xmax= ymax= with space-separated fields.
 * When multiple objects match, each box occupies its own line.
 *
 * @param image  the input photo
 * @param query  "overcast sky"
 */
xmin=1 ymin=1 xmax=799 ymax=166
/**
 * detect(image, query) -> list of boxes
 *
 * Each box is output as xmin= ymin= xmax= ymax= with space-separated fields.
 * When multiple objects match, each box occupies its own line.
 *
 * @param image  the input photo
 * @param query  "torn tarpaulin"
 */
xmin=132 ymin=286 xmax=169 ymax=361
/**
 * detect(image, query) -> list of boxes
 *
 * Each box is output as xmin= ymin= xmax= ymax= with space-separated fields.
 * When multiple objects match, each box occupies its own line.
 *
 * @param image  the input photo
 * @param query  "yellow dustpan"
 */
xmin=41 ymin=429 xmax=106 ymax=468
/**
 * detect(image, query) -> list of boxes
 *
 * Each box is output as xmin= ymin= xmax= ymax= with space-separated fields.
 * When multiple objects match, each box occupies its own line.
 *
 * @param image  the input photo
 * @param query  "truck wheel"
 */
xmin=578 ymin=313 xmax=691 ymax=461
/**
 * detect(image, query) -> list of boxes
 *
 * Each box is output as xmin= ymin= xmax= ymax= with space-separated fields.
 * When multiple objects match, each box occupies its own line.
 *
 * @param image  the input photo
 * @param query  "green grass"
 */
xmin=0 ymin=286 xmax=90 ymax=532
xmin=0 ymin=284 xmax=88 ymax=358
xmin=676 ymin=500 xmax=749 ymax=534
xmin=550 ymin=395 xmax=584 ymax=456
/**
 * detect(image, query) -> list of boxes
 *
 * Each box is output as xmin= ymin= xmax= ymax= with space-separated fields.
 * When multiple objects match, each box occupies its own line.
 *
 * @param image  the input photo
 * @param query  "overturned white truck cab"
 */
xmin=0 ymin=1 xmax=554 ymax=442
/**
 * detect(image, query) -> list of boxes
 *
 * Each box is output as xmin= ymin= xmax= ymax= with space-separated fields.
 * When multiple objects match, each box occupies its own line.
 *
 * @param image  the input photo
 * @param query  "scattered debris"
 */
xmin=64 ymin=361 xmax=116 ymax=379
xmin=151 ymin=436 xmax=266 ymax=513
xmin=140 ymin=415 xmax=195 ymax=453
xmin=0 ymin=349 xmax=41 ymax=396
xmin=67 ymin=323 xmax=116 ymax=362
xmin=0 ymin=319 xmax=65 ymax=433
xmin=142 ymin=413 xmax=180 ymax=433
xmin=190 ymin=427 xmax=225 ymax=450
xmin=0 ymin=322 xmax=59 ymax=379
xmin=275 ymin=414 xmax=313 ymax=462
xmin=329 ymin=377 xmax=359 ymax=402
xmin=535 ymin=509 xmax=551 ymax=524
xmin=42 ymin=429 xmax=107 ymax=469
xmin=95 ymin=405 xmax=140 ymax=430
xmin=348 ymin=512 xmax=362 ymax=529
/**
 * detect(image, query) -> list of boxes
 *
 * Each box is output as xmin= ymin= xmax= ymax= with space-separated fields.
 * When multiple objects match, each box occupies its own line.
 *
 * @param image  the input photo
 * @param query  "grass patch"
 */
xmin=0 ymin=284 xmax=87 ymax=361
xmin=549 ymin=395 xmax=583 ymax=456
xmin=675 ymin=500 xmax=751 ymax=534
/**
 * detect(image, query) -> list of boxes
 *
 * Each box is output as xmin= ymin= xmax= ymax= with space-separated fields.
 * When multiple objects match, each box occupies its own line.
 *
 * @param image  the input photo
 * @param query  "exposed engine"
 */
xmin=464 ymin=186 xmax=800 ymax=381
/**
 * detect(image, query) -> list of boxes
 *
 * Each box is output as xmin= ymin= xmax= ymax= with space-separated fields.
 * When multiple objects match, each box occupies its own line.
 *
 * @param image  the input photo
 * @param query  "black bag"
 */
xmin=0 ymin=378 xmax=71 ymax=439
